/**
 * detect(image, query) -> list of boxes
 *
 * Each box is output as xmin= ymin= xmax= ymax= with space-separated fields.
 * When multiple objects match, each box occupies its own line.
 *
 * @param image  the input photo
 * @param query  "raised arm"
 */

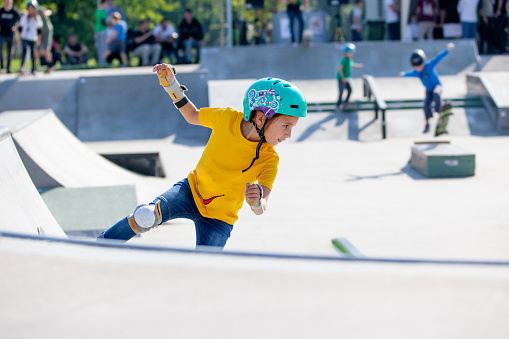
xmin=153 ymin=63 xmax=201 ymax=125
xmin=428 ymin=43 xmax=454 ymax=68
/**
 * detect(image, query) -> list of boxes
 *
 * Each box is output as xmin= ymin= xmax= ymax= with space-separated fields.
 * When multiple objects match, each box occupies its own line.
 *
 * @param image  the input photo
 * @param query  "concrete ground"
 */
xmin=84 ymin=72 xmax=506 ymax=262
xmin=1 ymin=55 xmax=509 ymax=339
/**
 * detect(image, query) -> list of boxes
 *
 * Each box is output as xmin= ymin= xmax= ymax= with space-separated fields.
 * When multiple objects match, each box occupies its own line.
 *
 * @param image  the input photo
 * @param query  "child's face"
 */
xmin=264 ymin=115 xmax=300 ymax=146
xmin=27 ymin=5 xmax=36 ymax=15
xmin=413 ymin=64 xmax=425 ymax=72
xmin=345 ymin=52 xmax=354 ymax=58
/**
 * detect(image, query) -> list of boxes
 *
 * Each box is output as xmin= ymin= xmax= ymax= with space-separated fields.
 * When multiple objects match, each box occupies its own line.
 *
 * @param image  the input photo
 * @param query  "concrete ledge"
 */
xmin=201 ymin=40 xmax=479 ymax=80
xmin=0 ymin=68 xmax=211 ymax=143
xmin=467 ymin=72 xmax=509 ymax=134
xmin=76 ymin=71 xmax=210 ymax=142
xmin=410 ymin=142 xmax=475 ymax=178
xmin=40 ymin=185 xmax=137 ymax=238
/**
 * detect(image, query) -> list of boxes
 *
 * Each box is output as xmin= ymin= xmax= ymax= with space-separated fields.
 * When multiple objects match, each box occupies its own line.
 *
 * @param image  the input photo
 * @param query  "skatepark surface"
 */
xmin=1 ymin=51 xmax=509 ymax=338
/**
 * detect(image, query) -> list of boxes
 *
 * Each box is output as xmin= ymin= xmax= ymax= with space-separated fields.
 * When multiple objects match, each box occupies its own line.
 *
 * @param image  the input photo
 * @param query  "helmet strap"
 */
xmin=242 ymin=118 xmax=268 ymax=173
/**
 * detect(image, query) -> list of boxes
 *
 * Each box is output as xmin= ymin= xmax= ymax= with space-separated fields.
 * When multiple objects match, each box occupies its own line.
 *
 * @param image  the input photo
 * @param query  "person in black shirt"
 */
xmin=64 ymin=34 xmax=89 ymax=65
xmin=132 ymin=19 xmax=161 ymax=66
xmin=178 ymin=8 xmax=203 ymax=64
xmin=0 ymin=0 xmax=20 ymax=73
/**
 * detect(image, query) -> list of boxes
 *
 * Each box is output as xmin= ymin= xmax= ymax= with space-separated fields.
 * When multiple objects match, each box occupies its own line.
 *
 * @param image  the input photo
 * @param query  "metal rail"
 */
xmin=306 ymin=75 xmax=484 ymax=139
xmin=363 ymin=75 xmax=388 ymax=138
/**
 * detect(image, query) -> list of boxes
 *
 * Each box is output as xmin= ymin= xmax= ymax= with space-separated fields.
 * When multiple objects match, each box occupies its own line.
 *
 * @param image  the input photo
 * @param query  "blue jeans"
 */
xmin=424 ymin=87 xmax=441 ymax=120
xmin=351 ymin=29 xmax=362 ymax=41
xmin=0 ymin=34 xmax=14 ymax=71
xmin=98 ymin=178 xmax=233 ymax=249
xmin=21 ymin=40 xmax=36 ymax=73
xmin=462 ymin=22 xmax=477 ymax=39
xmin=287 ymin=6 xmax=304 ymax=43
xmin=387 ymin=22 xmax=401 ymax=40
xmin=337 ymin=79 xmax=352 ymax=106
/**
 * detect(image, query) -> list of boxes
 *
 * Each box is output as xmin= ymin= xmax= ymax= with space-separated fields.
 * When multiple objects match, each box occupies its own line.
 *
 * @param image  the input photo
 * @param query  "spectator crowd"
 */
xmin=383 ymin=0 xmax=507 ymax=54
xmin=0 ymin=0 xmax=204 ymax=75
xmin=0 ymin=0 xmax=507 ymax=75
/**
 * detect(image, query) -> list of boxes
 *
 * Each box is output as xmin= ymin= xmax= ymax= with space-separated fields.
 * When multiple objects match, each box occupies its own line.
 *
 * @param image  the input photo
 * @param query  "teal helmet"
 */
xmin=242 ymin=77 xmax=307 ymax=122
xmin=344 ymin=43 xmax=356 ymax=53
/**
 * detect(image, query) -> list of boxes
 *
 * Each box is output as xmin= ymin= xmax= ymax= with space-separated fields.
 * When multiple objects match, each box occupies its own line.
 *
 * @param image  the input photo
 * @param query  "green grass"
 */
xmin=5 ymin=54 xmax=165 ymax=74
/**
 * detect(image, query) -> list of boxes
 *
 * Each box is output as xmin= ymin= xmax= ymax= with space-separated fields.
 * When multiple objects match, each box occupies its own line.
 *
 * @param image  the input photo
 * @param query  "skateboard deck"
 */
xmin=435 ymin=101 xmax=453 ymax=137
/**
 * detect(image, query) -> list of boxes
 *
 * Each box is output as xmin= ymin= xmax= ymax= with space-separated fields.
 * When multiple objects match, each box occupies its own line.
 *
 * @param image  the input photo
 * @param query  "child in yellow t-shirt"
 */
xmin=98 ymin=63 xmax=307 ymax=249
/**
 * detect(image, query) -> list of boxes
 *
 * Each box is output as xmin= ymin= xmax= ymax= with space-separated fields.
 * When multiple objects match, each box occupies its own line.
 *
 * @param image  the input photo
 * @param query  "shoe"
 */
xmin=423 ymin=123 xmax=430 ymax=133
xmin=31 ymin=70 xmax=37 ymax=76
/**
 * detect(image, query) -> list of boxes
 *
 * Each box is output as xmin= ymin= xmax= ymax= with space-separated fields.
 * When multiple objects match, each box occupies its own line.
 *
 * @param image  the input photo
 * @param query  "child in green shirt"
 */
xmin=336 ymin=43 xmax=363 ymax=109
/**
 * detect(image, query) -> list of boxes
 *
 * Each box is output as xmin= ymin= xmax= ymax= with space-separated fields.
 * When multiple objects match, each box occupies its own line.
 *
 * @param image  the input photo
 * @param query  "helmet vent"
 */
xmin=290 ymin=105 xmax=299 ymax=109
xmin=272 ymin=80 xmax=281 ymax=85
xmin=283 ymin=84 xmax=291 ymax=87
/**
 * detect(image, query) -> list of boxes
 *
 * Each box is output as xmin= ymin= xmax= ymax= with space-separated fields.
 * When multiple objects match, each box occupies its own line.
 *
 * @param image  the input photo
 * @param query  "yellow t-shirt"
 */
xmin=187 ymin=107 xmax=279 ymax=225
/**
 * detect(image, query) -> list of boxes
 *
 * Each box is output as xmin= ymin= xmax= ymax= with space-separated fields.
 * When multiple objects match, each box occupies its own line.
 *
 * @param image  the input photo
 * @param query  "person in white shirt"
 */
xmin=350 ymin=0 xmax=363 ymax=41
xmin=153 ymin=18 xmax=176 ymax=64
xmin=385 ymin=0 xmax=400 ymax=40
xmin=18 ymin=0 xmax=42 ymax=75
xmin=457 ymin=0 xmax=481 ymax=38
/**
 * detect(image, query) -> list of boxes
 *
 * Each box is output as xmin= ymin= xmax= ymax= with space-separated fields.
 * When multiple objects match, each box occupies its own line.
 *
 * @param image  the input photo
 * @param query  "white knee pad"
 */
xmin=128 ymin=202 xmax=162 ymax=233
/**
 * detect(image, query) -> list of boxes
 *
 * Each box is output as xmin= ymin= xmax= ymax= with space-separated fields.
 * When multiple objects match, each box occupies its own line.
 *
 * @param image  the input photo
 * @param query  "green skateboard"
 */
xmin=435 ymin=101 xmax=453 ymax=137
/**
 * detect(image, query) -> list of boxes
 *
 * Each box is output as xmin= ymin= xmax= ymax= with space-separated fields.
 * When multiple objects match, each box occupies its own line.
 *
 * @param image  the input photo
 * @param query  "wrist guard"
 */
xmin=249 ymin=184 xmax=264 ymax=211
xmin=158 ymin=69 xmax=188 ymax=102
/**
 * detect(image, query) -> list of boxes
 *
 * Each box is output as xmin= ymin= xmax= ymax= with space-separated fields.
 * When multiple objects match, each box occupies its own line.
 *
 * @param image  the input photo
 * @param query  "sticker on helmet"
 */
xmin=248 ymin=89 xmax=281 ymax=117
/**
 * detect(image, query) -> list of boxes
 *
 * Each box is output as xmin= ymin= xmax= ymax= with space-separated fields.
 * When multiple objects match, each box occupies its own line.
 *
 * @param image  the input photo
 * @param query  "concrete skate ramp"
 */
xmin=0 ymin=67 xmax=210 ymax=142
xmin=0 ymin=127 xmax=65 ymax=237
xmin=1 ymin=232 xmax=509 ymax=339
xmin=467 ymin=71 xmax=509 ymax=133
xmin=0 ymin=109 xmax=142 ymax=189
xmin=201 ymin=40 xmax=479 ymax=80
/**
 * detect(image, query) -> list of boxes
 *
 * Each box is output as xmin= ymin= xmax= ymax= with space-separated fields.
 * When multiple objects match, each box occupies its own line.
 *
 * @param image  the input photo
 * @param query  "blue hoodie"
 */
xmin=402 ymin=49 xmax=449 ymax=92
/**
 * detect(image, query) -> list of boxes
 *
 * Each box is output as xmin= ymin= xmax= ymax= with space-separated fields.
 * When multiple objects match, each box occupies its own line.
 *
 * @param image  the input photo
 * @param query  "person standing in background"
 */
xmin=493 ymin=0 xmax=508 ymax=53
xmin=36 ymin=5 xmax=54 ymax=73
xmin=385 ymin=0 xmax=400 ymax=40
xmin=282 ymin=0 xmax=308 ymax=45
xmin=94 ymin=0 xmax=108 ymax=65
xmin=350 ymin=0 xmax=364 ymax=41
xmin=18 ymin=0 xmax=42 ymax=75
xmin=415 ymin=0 xmax=438 ymax=40
xmin=0 ymin=0 xmax=20 ymax=73
xmin=479 ymin=0 xmax=495 ymax=53
xmin=457 ymin=0 xmax=481 ymax=39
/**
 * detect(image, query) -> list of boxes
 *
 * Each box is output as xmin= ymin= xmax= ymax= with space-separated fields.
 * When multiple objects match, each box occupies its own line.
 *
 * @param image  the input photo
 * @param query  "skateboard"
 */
xmin=435 ymin=101 xmax=453 ymax=137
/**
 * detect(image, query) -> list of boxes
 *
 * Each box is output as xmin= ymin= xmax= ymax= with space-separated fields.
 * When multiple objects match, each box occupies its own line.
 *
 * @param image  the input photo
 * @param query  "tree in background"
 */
xmin=10 ymin=0 xmax=325 ymax=63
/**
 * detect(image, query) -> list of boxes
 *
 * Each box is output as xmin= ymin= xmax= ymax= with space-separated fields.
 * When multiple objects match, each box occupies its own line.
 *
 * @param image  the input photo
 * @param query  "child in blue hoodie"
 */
xmin=400 ymin=43 xmax=455 ymax=133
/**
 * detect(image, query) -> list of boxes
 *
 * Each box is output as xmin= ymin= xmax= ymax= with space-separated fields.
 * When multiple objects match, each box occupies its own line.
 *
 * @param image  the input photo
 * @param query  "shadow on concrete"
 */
xmin=297 ymin=110 xmax=360 ymax=142
xmin=464 ymin=108 xmax=498 ymax=137
xmin=343 ymin=163 xmax=455 ymax=182
xmin=0 ymin=78 xmax=19 ymax=102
